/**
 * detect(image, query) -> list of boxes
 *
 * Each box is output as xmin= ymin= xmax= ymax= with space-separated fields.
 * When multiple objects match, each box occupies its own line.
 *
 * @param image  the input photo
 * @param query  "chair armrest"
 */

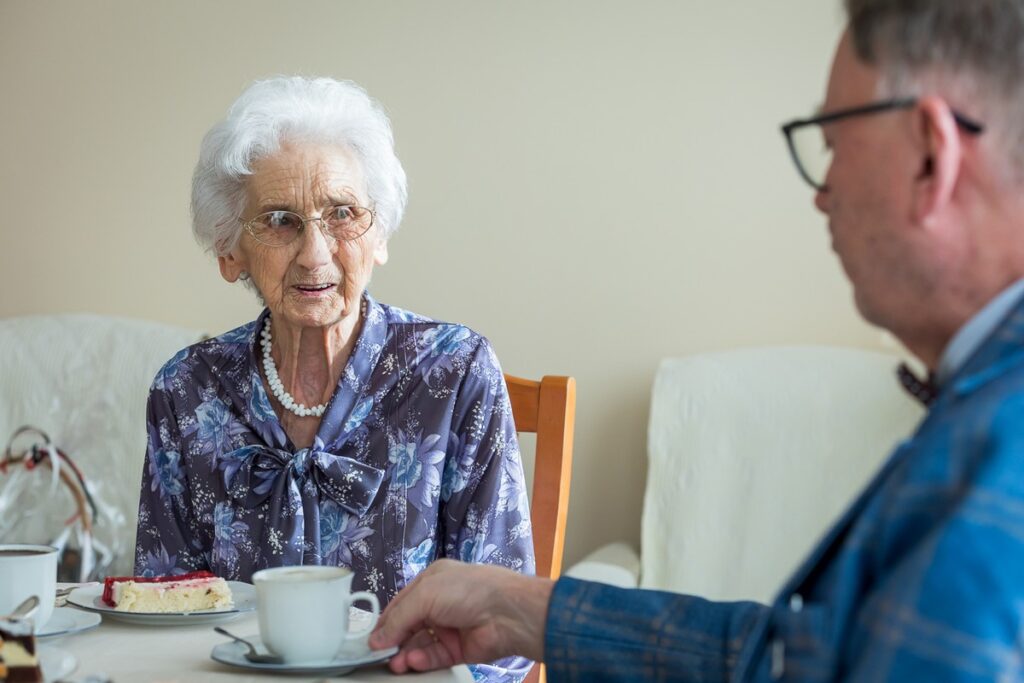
xmin=562 ymin=542 xmax=640 ymax=588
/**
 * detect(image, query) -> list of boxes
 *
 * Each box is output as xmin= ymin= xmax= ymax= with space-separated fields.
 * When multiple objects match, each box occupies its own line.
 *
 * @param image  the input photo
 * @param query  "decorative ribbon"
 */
xmin=220 ymin=444 xmax=384 ymax=518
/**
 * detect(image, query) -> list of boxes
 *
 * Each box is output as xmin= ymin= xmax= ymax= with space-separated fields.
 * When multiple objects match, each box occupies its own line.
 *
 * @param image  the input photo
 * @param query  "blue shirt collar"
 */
xmin=936 ymin=277 xmax=1024 ymax=384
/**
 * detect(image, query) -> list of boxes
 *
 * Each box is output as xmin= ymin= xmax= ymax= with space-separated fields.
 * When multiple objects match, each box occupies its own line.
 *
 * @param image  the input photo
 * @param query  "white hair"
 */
xmin=191 ymin=76 xmax=408 ymax=255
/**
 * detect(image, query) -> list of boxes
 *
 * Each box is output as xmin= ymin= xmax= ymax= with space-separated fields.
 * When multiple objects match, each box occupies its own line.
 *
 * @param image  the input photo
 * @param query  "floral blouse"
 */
xmin=134 ymin=293 xmax=534 ymax=681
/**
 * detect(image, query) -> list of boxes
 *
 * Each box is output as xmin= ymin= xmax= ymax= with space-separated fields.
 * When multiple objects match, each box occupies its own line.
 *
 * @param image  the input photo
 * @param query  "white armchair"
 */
xmin=567 ymin=346 xmax=924 ymax=603
xmin=0 ymin=314 xmax=203 ymax=576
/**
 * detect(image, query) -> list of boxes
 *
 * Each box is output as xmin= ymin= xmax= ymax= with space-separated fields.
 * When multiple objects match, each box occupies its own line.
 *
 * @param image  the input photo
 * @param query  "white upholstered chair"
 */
xmin=0 ymin=314 xmax=203 ymax=575
xmin=568 ymin=346 xmax=925 ymax=603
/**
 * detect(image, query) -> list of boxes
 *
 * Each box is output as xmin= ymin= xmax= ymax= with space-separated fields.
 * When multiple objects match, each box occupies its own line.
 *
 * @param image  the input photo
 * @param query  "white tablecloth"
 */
xmin=47 ymin=611 xmax=472 ymax=683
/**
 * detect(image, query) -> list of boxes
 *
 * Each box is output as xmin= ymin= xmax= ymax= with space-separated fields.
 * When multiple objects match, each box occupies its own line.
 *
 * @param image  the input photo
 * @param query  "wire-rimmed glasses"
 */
xmin=240 ymin=205 xmax=375 ymax=247
xmin=780 ymin=98 xmax=985 ymax=191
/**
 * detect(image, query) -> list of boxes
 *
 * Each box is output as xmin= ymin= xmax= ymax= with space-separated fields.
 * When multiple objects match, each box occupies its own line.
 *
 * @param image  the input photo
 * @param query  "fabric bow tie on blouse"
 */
xmin=896 ymin=362 xmax=939 ymax=407
xmin=221 ymin=444 xmax=384 ymax=515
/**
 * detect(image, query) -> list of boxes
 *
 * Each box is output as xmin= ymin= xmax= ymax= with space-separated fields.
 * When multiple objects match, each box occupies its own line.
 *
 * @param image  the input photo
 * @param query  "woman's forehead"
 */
xmin=247 ymin=141 xmax=368 ymax=207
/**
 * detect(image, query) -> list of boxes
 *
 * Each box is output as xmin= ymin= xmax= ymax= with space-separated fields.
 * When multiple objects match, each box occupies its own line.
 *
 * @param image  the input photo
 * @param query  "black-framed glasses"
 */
xmin=780 ymin=98 xmax=985 ymax=191
xmin=240 ymin=205 xmax=375 ymax=247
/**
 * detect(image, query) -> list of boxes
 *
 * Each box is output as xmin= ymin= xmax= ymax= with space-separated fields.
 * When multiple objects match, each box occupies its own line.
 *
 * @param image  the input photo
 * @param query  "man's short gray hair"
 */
xmin=192 ymin=76 xmax=408 ymax=255
xmin=844 ymin=0 xmax=1024 ymax=173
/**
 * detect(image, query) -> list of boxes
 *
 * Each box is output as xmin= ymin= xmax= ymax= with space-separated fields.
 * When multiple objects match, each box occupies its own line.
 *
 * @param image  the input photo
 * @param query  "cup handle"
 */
xmin=345 ymin=591 xmax=380 ymax=642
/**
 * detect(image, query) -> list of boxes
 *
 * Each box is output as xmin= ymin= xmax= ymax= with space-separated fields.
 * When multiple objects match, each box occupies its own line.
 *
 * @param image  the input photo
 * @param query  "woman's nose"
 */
xmin=295 ymin=219 xmax=335 ymax=268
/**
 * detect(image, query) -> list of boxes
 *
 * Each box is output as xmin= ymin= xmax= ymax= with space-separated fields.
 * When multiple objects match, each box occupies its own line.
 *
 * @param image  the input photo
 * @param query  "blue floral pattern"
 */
xmin=320 ymin=500 xmax=374 ymax=565
xmin=404 ymin=537 xmax=436 ymax=576
xmin=150 ymin=447 xmax=185 ymax=499
xmin=154 ymin=348 xmax=189 ymax=391
xmin=212 ymin=502 xmax=249 ymax=568
xmin=423 ymin=325 xmax=473 ymax=357
xmin=459 ymin=534 xmax=498 ymax=564
xmin=193 ymin=398 xmax=235 ymax=455
xmin=140 ymin=544 xmax=183 ymax=578
xmin=134 ymin=293 xmax=534 ymax=683
xmin=441 ymin=430 xmax=476 ymax=502
xmin=388 ymin=429 xmax=447 ymax=510
xmin=344 ymin=397 xmax=373 ymax=433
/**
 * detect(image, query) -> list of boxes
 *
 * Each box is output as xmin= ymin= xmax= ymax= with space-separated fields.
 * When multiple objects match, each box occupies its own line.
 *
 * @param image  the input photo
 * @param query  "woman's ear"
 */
xmin=373 ymin=237 xmax=389 ymax=266
xmin=912 ymin=96 xmax=963 ymax=224
xmin=218 ymin=250 xmax=247 ymax=283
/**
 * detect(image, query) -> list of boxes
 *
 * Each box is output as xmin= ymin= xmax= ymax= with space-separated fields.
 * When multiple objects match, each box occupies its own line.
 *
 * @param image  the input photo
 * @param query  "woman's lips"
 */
xmin=292 ymin=283 xmax=336 ymax=297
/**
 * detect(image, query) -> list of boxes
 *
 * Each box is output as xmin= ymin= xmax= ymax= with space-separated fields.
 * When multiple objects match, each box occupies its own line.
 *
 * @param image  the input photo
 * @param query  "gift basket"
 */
xmin=0 ymin=426 xmax=126 ymax=581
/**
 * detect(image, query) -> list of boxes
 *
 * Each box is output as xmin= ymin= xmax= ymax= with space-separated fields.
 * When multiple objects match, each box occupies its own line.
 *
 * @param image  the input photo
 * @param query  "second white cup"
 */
xmin=251 ymin=565 xmax=380 ymax=664
xmin=0 ymin=544 xmax=58 ymax=633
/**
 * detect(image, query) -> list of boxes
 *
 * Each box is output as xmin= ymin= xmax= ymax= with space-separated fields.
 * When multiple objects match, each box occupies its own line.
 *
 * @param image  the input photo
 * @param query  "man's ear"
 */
xmin=218 ymin=249 xmax=246 ymax=283
xmin=912 ymin=96 xmax=963 ymax=223
xmin=373 ymin=237 xmax=389 ymax=266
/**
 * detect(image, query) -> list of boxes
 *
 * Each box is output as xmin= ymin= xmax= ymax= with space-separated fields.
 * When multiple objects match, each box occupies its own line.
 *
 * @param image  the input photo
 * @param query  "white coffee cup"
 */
xmin=251 ymin=565 xmax=380 ymax=664
xmin=0 ymin=544 xmax=58 ymax=633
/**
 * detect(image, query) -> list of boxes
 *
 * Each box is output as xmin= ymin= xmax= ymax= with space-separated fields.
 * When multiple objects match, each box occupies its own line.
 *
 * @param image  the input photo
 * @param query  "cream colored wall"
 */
xmin=0 ymin=1 xmax=876 ymax=567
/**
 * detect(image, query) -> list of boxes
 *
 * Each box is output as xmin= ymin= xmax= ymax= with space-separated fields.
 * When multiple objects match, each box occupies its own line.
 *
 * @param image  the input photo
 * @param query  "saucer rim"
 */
xmin=210 ymin=636 xmax=398 ymax=673
xmin=37 ymin=606 xmax=102 ymax=639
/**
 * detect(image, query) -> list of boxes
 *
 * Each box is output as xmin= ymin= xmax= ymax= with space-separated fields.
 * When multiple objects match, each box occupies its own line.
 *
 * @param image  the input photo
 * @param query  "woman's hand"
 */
xmin=369 ymin=559 xmax=554 ymax=673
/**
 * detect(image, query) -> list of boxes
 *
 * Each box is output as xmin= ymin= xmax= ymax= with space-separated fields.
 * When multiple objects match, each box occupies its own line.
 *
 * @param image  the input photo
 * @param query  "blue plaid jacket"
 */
xmin=546 ymin=296 xmax=1024 ymax=682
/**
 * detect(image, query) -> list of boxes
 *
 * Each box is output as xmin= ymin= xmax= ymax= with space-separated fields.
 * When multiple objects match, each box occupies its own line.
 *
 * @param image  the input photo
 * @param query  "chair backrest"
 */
xmin=505 ymin=374 xmax=576 ymax=580
xmin=641 ymin=346 xmax=924 ymax=603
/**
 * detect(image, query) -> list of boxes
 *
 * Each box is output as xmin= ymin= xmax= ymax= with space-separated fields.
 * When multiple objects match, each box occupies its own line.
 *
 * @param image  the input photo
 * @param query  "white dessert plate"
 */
xmin=211 ymin=635 xmax=399 ymax=676
xmin=39 ymin=644 xmax=77 ymax=682
xmin=65 ymin=581 xmax=255 ymax=625
xmin=37 ymin=607 xmax=102 ymax=639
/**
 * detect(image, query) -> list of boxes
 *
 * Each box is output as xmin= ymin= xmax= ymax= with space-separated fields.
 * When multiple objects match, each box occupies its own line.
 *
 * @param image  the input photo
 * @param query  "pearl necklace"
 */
xmin=260 ymin=317 xmax=327 ymax=418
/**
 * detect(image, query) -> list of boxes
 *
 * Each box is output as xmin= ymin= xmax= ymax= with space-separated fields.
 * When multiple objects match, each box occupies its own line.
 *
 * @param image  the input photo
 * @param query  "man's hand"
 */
xmin=368 ymin=559 xmax=555 ymax=674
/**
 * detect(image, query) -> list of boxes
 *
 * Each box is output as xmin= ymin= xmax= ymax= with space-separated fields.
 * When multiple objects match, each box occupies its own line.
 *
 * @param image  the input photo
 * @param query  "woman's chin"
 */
xmin=274 ymin=296 xmax=354 ymax=330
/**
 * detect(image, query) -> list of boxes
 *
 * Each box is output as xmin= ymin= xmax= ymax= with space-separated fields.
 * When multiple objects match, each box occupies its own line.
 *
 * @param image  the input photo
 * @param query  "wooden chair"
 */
xmin=505 ymin=374 xmax=576 ymax=579
xmin=505 ymin=374 xmax=576 ymax=683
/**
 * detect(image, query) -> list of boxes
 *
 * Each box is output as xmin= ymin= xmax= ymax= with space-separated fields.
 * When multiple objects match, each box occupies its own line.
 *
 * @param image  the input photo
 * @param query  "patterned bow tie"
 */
xmin=219 ymin=443 xmax=385 ymax=517
xmin=897 ymin=362 xmax=938 ymax=407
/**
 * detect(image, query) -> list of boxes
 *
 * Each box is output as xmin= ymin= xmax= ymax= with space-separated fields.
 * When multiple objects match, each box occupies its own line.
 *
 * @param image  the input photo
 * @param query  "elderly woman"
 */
xmin=133 ymin=77 xmax=533 ymax=680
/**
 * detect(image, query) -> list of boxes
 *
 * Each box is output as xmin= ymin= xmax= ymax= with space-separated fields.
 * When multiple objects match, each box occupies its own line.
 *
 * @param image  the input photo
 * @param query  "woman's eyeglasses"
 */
xmin=240 ymin=205 xmax=375 ymax=247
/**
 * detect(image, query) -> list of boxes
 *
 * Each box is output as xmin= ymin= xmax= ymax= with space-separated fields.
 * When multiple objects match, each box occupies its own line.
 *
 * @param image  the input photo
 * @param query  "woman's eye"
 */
xmin=267 ymin=212 xmax=299 ymax=229
xmin=328 ymin=206 xmax=355 ymax=223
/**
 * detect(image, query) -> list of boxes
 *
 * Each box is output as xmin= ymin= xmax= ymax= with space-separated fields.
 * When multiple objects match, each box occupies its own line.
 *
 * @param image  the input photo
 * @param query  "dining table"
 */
xmin=40 ymin=595 xmax=474 ymax=683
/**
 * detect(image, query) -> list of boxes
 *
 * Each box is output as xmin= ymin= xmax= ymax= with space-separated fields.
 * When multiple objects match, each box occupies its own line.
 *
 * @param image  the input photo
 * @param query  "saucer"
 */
xmin=66 ymin=581 xmax=255 ymax=625
xmin=37 ymin=607 xmax=102 ymax=639
xmin=38 ymin=644 xmax=77 ymax=682
xmin=211 ymin=635 xmax=399 ymax=676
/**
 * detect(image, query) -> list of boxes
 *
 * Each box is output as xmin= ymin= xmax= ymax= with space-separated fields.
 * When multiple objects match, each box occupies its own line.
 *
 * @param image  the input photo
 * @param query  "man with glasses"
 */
xmin=370 ymin=1 xmax=1024 ymax=680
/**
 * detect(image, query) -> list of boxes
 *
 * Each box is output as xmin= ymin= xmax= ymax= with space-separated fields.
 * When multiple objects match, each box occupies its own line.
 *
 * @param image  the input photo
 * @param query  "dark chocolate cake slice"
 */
xmin=0 ymin=617 xmax=42 ymax=683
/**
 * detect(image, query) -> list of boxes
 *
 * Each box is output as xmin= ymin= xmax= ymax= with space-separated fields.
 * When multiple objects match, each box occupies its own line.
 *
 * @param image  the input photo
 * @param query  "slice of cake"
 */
xmin=102 ymin=570 xmax=233 ymax=613
xmin=0 ymin=617 xmax=42 ymax=683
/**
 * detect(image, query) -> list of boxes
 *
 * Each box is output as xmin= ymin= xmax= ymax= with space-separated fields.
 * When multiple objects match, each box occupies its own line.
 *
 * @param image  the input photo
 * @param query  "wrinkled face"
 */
xmin=219 ymin=140 xmax=388 ymax=331
xmin=814 ymin=32 xmax=926 ymax=328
